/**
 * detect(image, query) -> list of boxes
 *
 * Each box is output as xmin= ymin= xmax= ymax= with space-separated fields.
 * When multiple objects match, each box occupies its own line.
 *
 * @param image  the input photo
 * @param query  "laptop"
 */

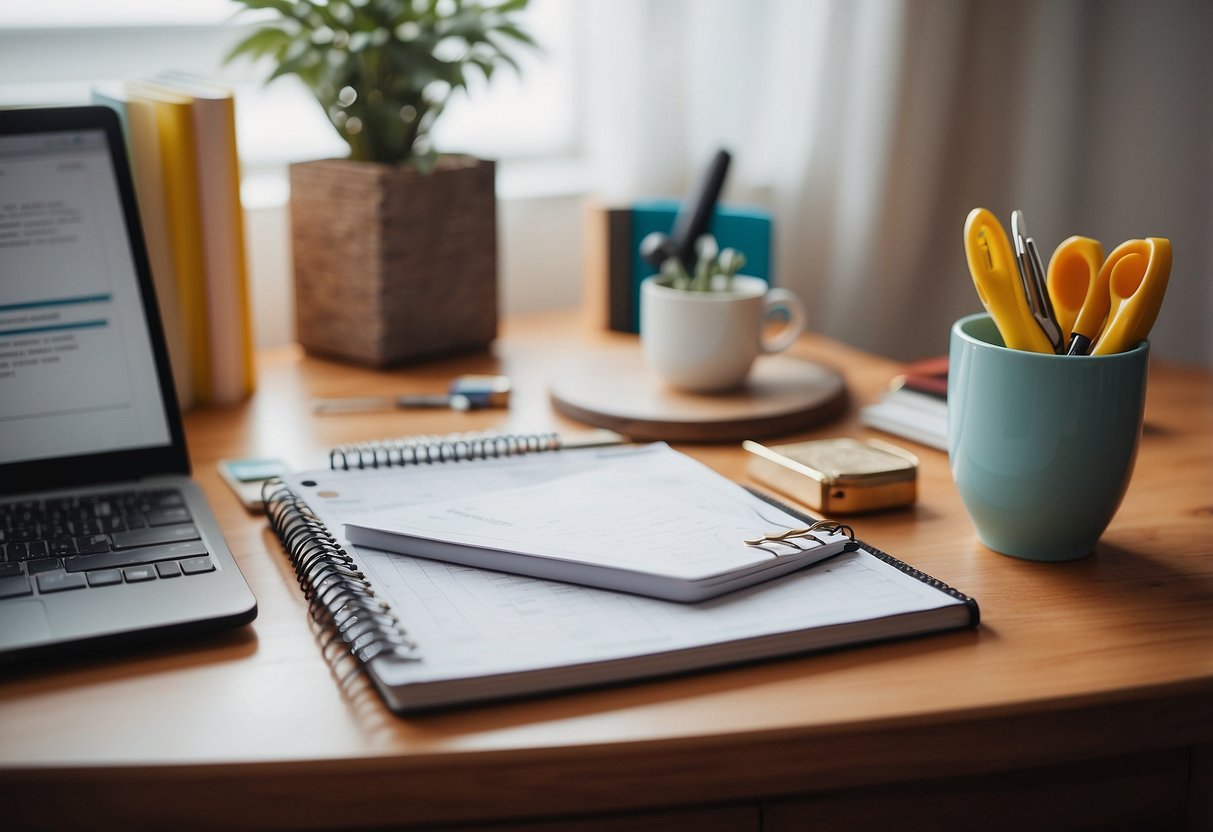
xmin=0 ymin=106 xmax=256 ymax=662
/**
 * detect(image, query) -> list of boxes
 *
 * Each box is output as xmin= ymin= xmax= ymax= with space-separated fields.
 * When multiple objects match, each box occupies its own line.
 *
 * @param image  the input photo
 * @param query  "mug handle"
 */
xmin=759 ymin=288 xmax=806 ymax=354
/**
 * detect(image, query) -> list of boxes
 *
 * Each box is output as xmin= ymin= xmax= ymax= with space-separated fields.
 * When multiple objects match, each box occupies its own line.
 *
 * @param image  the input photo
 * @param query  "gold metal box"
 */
xmin=743 ymin=438 xmax=918 ymax=515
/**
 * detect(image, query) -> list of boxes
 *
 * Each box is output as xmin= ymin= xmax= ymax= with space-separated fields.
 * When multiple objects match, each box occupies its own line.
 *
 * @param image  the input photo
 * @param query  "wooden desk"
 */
xmin=4 ymin=311 xmax=1212 ymax=831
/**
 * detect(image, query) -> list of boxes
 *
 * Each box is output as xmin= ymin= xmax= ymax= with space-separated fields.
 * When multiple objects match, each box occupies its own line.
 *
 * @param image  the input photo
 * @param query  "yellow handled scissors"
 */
xmin=1090 ymin=237 xmax=1172 ymax=356
xmin=963 ymin=208 xmax=1055 ymax=353
xmin=1046 ymin=236 xmax=1107 ymax=355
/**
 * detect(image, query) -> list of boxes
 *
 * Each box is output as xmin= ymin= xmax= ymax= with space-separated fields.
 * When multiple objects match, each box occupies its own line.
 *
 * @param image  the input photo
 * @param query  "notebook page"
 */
xmin=292 ymin=444 xmax=676 ymax=523
xmin=360 ymin=543 xmax=958 ymax=686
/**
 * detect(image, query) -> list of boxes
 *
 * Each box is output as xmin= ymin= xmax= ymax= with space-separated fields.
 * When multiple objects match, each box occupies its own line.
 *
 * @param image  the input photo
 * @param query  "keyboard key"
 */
xmin=101 ymin=516 xmax=128 ymax=533
xmin=46 ymin=523 xmax=75 ymax=540
xmin=145 ymin=507 xmax=191 ymax=527
xmin=48 ymin=538 xmax=77 ymax=557
xmin=153 ymin=491 xmax=185 ymax=508
xmin=11 ymin=526 xmax=39 ymax=542
xmin=0 ymin=575 xmax=32 ymax=599
xmin=26 ymin=558 xmax=64 ymax=575
xmin=63 ymin=540 xmax=208 ymax=573
xmin=37 ymin=572 xmax=86 ymax=593
xmin=0 ymin=563 xmax=22 ymax=579
xmin=8 ymin=542 xmax=48 ymax=561
xmin=123 ymin=565 xmax=157 ymax=583
xmin=87 ymin=569 xmax=123 ymax=587
xmin=180 ymin=556 xmax=215 ymax=576
xmin=111 ymin=523 xmax=199 ymax=550
xmin=155 ymin=561 xmax=182 ymax=578
xmin=47 ymin=497 xmax=78 ymax=514
xmin=77 ymin=519 xmax=105 ymax=536
xmin=75 ymin=534 xmax=112 ymax=554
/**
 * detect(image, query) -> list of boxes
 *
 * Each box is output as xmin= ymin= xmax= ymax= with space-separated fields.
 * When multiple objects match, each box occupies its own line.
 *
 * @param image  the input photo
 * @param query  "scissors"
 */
xmin=1090 ymin=237 xmax=1172 ymax=356
xmin=963 ymin=208 xmax=1055 ymax=353
xmin=1046 ymin=236 xmax=1107 ymax=355
xmin=1010 ymin=210 xmax=1065 ymax=353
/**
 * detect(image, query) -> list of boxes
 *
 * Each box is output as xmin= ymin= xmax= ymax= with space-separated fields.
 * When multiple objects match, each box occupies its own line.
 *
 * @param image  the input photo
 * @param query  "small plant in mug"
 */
xmin=659 ymin=235 xmax=748 ymax=292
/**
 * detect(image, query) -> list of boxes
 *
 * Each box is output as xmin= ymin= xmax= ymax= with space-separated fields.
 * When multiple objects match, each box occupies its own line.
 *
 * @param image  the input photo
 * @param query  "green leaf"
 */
xmin=296 ymin=1 xmax=343 ymax=30
xmin=494 ymin=23 xmax=537 ymax=47
xmin=483 ymin=42 xmax=520 ymax=75
xmin=229 ymin=0 xmax=297 ymax=16
xmin=469 ymin=57 xmax=495 ymax=81
xmin=224 ymin=25 xmax=292 ymax=64
xmin=268 ymin=43 xmax=323 ymax=83
xmin=493 ymin=0 xmax=531 ymax=13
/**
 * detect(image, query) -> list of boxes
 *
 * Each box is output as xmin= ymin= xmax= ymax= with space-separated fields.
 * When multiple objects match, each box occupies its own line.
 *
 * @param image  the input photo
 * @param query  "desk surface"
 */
xmin=4 ymin=310 xmax=1213 ymax=831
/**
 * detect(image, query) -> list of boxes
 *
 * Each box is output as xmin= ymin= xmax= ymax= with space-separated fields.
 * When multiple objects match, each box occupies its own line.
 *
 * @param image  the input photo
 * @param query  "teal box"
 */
xmin=620 ymin=201 xmax=773 ymax=333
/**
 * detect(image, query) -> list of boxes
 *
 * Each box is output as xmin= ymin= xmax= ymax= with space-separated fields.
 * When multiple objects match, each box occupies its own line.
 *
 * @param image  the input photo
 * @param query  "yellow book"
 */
xmin=91 ymin=83 xmax=194 ymax=409
xmin=154 ymin=73 xmax=255 ymax=404
xmin=124 ymin=80 xmax=212 ymax=405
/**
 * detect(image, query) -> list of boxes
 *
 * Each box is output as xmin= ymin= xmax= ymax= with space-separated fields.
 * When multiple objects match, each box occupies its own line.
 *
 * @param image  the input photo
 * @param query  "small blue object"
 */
xmin=625 ymin=200 xmax=773 ymax=333
xmin=225 ymin=458 xmax=289 ymax=482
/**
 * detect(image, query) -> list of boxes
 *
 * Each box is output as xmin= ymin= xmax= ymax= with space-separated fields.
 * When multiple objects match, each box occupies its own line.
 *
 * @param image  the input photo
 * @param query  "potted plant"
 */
xmin=650 ymin=235 xmax=747 ymax=292
xmin=228 ymin=0 xmax=537 ymax=366
xmin=640 ymin=236 xmax=806 ymax=392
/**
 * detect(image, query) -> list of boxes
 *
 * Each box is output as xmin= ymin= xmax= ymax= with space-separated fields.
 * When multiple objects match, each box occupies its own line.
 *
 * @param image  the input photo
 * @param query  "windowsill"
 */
xmin=241 ymin=155 xmax=595 ymax=212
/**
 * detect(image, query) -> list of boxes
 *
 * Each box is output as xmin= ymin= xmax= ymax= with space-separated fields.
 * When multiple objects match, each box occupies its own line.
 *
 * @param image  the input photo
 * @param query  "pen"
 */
xmin=670 ymin=149 xmax=731 ymax=270
xmin=1026 ymin=237 xmax=1064 ymax=350
xmin=312 ymin=375 xmax=512 ymax=414
xmin=1011 ymin=211 xmax=1064 ymax=353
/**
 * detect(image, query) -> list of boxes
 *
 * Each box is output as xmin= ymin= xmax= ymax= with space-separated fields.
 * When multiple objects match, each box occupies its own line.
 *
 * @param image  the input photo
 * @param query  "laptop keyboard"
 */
xmin=0 ymin=489 xmax=216 ymax=601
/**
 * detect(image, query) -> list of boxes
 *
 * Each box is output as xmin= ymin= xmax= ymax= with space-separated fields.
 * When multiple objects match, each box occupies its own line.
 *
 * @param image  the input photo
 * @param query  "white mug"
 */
xmin=640 ymin=275 xmax=806 ymax=392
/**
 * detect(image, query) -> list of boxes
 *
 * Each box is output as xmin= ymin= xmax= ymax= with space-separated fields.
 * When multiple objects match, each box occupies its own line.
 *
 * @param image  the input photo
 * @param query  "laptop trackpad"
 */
xmin=0 ymin=600 xmax=52 ymax=644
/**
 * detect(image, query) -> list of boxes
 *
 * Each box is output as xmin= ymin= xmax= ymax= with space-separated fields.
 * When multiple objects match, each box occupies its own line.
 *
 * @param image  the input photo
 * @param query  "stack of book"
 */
xmin=859 ymin=356 xmax=948 ymax=451
xmin=92 ymin=74 xmax=254 ymax=408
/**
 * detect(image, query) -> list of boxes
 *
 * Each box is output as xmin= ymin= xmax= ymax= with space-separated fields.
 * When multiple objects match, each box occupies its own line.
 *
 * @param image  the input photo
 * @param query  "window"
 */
xmin=0 ymin=0 xmax=578 ymax=193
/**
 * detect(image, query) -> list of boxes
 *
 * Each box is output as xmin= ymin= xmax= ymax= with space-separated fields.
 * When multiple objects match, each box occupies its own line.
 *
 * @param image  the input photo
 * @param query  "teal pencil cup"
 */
xmin=947 ymin=313 xmax=1149 ymax=562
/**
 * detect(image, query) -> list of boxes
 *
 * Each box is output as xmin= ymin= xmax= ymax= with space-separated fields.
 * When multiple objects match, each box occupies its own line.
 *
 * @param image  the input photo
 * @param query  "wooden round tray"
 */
xmin=549 ymin=347 xmax=847 ymax=443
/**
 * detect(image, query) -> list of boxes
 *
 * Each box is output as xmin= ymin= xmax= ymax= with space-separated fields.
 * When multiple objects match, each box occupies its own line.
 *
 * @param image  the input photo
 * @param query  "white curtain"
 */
xmin=580 ymin=0 xmax=1213 ymax=365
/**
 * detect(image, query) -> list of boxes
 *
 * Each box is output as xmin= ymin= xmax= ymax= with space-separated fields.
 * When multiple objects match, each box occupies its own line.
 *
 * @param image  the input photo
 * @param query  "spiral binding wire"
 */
xmin=263 ymin=479 xmax=420 ymax=672
xmin=329 ymin=430 xmax=563 ymax=471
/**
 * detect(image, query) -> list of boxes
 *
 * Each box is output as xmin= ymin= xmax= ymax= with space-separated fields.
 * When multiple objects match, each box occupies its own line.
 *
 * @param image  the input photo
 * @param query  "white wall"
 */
xmin=243 ymin=202 xmax=294 ymax=348
xmin=498 ymin=194 xmax=587 ymax=318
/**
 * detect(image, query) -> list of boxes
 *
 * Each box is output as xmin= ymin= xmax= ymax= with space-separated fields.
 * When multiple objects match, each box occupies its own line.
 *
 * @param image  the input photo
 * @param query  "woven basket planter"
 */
xmin=289 ymin=156 xmax=498 ymax=366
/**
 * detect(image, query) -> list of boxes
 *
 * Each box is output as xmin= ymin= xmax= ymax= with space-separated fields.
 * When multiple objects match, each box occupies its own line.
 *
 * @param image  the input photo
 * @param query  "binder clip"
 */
xmin=744 ymin=519 xmax=856 ymax=551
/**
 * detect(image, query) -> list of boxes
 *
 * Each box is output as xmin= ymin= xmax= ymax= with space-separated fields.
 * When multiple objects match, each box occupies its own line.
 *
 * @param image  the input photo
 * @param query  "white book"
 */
xmin=151 ymin=72 xmax=254 ymax=405
xmin=859 ymin=386 xmax=948 ymax=450
xmin=344 ymin=444 xmax=853 ymax=602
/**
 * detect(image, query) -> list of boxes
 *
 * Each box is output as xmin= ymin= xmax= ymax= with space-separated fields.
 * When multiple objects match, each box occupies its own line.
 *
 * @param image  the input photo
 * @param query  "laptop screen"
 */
xmin=0 ymin=115 xmax=177 ymax=472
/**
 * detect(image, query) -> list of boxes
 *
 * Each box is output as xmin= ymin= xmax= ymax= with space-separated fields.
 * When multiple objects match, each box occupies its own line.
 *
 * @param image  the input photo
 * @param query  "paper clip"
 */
xmin=744 ymin=519 xmax=856 ymax=549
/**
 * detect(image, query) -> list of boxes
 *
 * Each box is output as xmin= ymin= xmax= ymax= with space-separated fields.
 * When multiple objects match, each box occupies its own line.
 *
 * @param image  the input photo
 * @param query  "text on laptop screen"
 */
xmin=0 ymin=128 xmax=172 ymax=465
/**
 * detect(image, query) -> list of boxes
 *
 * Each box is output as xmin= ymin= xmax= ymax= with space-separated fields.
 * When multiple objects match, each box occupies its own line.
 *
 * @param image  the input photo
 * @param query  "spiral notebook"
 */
xmin=267 ymin=431 xmax=979 ymax=713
